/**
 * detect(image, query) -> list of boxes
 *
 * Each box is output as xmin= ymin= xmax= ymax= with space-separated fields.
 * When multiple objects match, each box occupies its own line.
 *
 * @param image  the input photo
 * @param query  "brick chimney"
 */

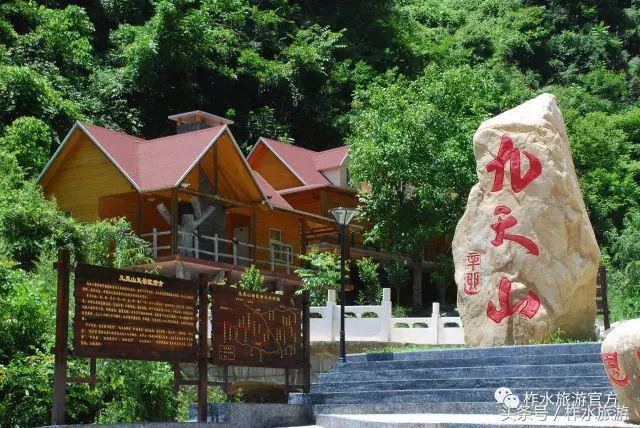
xmin=168 ymin=110 xmax=234 ymax=134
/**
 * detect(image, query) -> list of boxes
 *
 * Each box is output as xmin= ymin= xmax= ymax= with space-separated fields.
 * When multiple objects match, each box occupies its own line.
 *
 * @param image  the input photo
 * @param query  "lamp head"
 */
xmin=329 ymin=206 xmax=357 ymax=226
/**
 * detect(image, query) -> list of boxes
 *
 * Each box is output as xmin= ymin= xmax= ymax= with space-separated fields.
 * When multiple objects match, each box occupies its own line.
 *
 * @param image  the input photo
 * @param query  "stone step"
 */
xmin=314 ymin=413 xmax=636 ymax=428
xmin=331 ymin=353 xmax=601 ymax=373
xmin=317 ymin=362 xmax=607 ymax=383
xmin=345 ymin=342 xmax=601 ymax=363
xmin=311 ymin=375 xmax=610 ymax=393
xmin=303 ymin=387 xmax=614 ymax=405
xmin=312 ymin=402 xmax=503 ymax=416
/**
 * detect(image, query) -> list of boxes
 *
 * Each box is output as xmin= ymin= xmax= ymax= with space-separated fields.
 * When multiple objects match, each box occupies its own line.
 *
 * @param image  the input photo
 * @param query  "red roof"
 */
xmin=79 ymin=122 xmax=226 ymax=192
xmin=314 ymin=146 xmax=349 ymax=171
xmin=252 ymin=138 xmax=349 ymax=187
xmin=253 ymin=172 xmax=293 ymax=209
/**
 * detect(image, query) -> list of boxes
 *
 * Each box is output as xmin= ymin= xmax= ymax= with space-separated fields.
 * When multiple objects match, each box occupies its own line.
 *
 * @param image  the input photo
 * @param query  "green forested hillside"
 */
xmin=1 ymin=1 xmax=640 ymax=424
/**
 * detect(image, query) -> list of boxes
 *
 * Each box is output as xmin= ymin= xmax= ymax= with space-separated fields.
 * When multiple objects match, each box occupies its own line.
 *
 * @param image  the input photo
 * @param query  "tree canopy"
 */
xmin=1 ymin=0 xmax=640 ymax=422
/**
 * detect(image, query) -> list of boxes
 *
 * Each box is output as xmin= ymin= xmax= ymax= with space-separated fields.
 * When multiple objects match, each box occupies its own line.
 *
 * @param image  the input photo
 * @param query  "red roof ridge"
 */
xmin=79 ymin=121 xmax=146 ymax=142
xmin=260 ymin=137 xmax=318 ymax=154
xmin=146 ymin=125 xmax=225 ymax=143
xmin=318 ymin=145 xmax=348 ymax=154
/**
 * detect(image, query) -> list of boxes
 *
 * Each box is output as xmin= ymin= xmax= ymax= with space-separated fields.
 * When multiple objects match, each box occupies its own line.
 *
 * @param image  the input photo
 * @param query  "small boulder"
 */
xmin=453 ymin=93 xmax=600 ymax=346
xmin=601 ymin=318 xmax=640 ymax=423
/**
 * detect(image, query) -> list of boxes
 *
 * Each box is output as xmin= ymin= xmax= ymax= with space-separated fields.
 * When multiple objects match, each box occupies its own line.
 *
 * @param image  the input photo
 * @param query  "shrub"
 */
xmin=237 ymin=264 xmax=265 ymax=292
xmin=355 ymin=257 xmax=382 ymax=305
xmin=385 ymin=259 xmax=409 ymax=305
xmin=607 ymin=210 xmax=640 ymax=321
xmin=392 ymin=305 xmax=409 ymax=317
xmin=0 ymin=353 xmax=100 ymax=426
xmin=295 ymin=247 xmax=342 ymax=305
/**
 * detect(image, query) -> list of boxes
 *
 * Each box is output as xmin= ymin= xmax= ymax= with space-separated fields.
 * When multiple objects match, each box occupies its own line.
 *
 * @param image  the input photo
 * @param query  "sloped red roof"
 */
xmin=253 ymin=172 xmax=293 ymax=209
xmin=314 ymin=146 xmax=349 ymax=171
xmin=253 ymin=138 xmax=349 ymax=187
xmin=79 ymin=122 xmax=226 ymax=192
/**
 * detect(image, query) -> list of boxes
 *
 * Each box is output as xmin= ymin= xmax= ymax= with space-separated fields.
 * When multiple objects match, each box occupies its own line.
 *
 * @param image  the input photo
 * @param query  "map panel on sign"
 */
xmin=210 ymin=287 xmax=304 ymax=368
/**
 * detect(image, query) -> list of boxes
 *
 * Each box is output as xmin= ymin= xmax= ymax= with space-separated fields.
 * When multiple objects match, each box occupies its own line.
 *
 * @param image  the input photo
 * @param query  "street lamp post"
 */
xmin=329 ymin=206 xmax=357 ymax=363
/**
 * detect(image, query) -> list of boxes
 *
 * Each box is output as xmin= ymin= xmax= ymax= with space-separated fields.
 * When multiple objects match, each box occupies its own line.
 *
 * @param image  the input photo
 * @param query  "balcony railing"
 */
xmin=140 ymin=229 xmax=301 ymax=274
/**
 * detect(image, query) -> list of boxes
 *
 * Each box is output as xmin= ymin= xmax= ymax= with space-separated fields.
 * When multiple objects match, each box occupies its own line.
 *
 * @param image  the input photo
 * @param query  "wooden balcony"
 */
xmin=140 ymin=229 xmax=301 ymax=275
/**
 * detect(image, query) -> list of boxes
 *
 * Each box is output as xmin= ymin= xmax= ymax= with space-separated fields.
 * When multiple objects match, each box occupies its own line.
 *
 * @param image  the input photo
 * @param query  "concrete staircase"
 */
xmin=290 ymin=343 xmax=635 ymax=427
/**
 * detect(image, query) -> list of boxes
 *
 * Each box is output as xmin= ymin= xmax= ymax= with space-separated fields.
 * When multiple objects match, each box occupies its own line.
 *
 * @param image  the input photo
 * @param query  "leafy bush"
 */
xmin=77 ymin=217 xmax=153 ymax=268
xmin=0 ymin=180 xmax=79 ymax=269
xmin=392 ymin=305 xmax=409 ymax=317
xmin=355 ymin=257 xmax=382 ymax=305
xmin=295 ymin=247 xmax=343 ymax=305
xmin=237 ymin=264 xmax=265 ymax=292
xmin=608 ymin=211 xmax=640 ymax=321
xmin=0 ymin=254 xmax=56 ymax=364
xmin=385 ymin=259 xmax=409 ymax=305
xmin=95 ymin=360 xmax=177 ymax=423
xmin=0 ymin=116 xmax=55 ymax=177
xmin=0 ymin=353 xmax=100 ymax=427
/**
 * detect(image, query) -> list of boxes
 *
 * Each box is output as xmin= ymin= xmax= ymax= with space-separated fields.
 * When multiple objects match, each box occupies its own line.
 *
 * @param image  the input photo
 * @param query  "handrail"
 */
xmin=140 ymin=229 xmax=301 ymax=273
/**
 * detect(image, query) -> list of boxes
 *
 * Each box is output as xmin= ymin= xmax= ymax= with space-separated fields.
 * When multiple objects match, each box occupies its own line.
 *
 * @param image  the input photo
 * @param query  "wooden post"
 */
xmin=251 ymin=207 xmax=257 ymax=264
xmin=301 ymin=291 xmax=311 ymax=393
xmin=152 ymin=228 xmax=158 ymax=258
xmin=197 ymin=273 xmax=209 ymax=422
xmin=173 ymin=363 xmax=181 ymax=393
xmin=89 ymin=359 xmax=97 ymax=391
xmin=222 ymin=365 xmax=229 ymax=394
xmin=300 ymin=219 xmax=308 ymax=257
xmin=213 ymin=144 xmax=219 ymax=195
xmin=171 ymin=189 xmax=179 ymax=256
xmin=136 ymin=192 xmax=142 ymax=236
xmin=232 ymin=238 xmax=238 ymax=266
xmin=107 ymin=240 xmax=116 ymax=267
xmin=52 ymin=248 xmax=71 ymax=425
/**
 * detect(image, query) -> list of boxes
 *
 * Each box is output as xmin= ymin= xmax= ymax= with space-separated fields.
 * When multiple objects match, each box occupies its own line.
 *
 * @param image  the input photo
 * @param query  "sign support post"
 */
xmin=52 ymin=248 xmax=71 ymax=425
xmin=197 ymin=273 xmax=209 ymax=422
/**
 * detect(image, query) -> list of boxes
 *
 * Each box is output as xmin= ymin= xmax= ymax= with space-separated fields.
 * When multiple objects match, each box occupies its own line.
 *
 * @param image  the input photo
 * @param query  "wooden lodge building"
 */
xmin=38 ymin=111 xmax=447 ymax=304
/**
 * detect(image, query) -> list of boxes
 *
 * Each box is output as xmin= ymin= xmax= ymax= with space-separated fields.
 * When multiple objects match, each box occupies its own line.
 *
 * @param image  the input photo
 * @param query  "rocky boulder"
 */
xmin=601 ymin=319 xmax=640 ymax=423
xmin=452 ymin=93 xmax=600 ymax=347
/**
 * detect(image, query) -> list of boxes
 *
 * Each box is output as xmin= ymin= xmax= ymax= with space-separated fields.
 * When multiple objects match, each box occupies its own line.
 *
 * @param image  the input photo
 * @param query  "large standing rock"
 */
xmin=453 ymin=93 xmax=600 ymax=347
xmin=601 ymin=319 xmax=640 ymax=423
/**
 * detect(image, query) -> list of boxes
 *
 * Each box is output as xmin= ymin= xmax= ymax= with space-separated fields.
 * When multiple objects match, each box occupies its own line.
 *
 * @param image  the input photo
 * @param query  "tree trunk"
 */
xmin=412 ymin=249 xmax=423 ymax=313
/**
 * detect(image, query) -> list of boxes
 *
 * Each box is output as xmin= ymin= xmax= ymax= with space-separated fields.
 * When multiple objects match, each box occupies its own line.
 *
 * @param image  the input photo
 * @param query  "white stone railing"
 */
xmin=310 ymin=288 xmax=465 ymax=345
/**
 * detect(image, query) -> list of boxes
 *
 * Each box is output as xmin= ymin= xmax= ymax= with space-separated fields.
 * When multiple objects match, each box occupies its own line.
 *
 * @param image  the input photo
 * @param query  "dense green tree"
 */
xmin=0 ymin=116 xmax=55 ymax=176
xmin=348 ymin=64 xmax=532 ymax=310
xmin=2 ymin=0 xmax=640 ymax=422
xmin=608 ymin=211 xmax=640 ymax=321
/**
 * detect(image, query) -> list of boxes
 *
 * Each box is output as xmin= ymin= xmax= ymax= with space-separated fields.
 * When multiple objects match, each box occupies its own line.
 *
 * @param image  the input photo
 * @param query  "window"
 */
xmin=269 ymin=229 xmax=293 ymax=265
xmin=269 ymin=229 xmax=282 ymax=241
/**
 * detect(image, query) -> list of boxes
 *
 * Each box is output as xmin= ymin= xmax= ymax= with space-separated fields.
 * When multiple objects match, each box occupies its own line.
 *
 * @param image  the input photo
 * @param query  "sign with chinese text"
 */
xmin=73 ymin=264 xmax=198 ymax=362
xmin=210 ymin=286 xmax=304 ymax=368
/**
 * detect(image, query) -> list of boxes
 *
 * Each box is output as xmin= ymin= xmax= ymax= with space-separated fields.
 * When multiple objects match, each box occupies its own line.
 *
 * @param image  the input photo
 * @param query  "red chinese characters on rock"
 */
xmin=464 ymin=252 xmax=481 ymax=296
xmin=486 ymin=276 xmax=541 ymax=324
xmin=487 ymin=134 xmax=542 ymax=193
xmin=601 ymin=351 xmax=630 ymax=387
xmin=637 ymin=350 xmax=640 ymax=381
xmin=491 ymin=206 xmax=539 ymax=256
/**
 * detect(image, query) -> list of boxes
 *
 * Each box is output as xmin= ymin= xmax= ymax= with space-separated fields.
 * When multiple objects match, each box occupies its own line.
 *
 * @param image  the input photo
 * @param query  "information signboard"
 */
xmin=73 ymin=264 xmax=198 ymax=362
xmin=210 ymin=286 xmax=305 ymax=368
